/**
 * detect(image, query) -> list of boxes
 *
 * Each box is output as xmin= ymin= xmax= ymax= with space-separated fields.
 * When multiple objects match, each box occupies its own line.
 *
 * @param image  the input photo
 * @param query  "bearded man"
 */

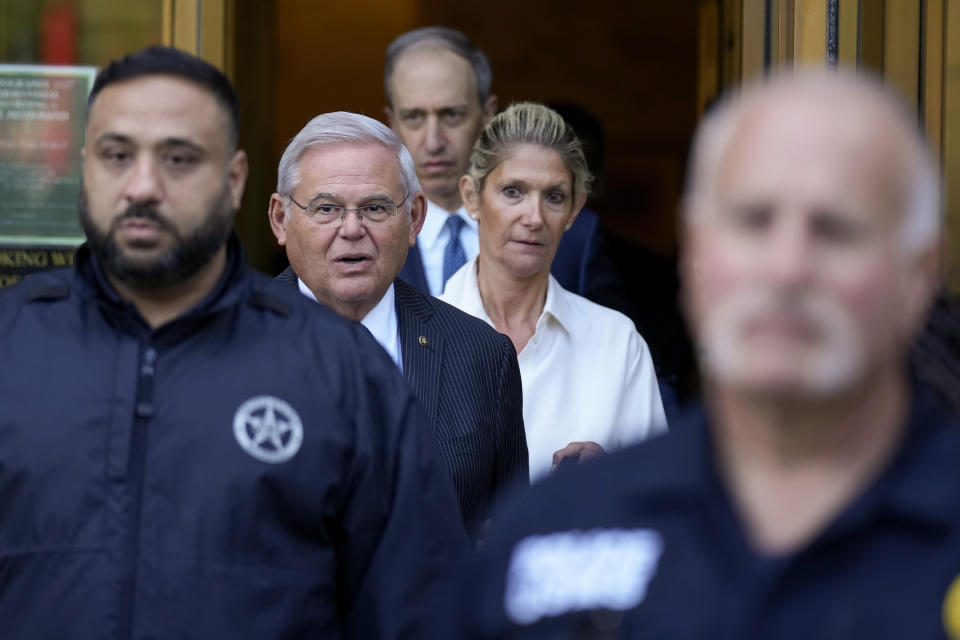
xmin=0 ymin=45 xmax=467 ymax=639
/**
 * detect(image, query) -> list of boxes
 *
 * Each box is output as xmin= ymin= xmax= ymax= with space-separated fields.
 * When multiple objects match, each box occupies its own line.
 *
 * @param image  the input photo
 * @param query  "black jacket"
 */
xmin=0 ymin=236 xmax=469 ymax=639
xmin=462 ymin=389 xmax=960 ymax=639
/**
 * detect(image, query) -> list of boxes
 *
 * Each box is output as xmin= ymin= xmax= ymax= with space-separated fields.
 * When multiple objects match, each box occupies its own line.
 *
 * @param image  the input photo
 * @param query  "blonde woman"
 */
xmin=440 ymin=102 xmax=667 ymax=482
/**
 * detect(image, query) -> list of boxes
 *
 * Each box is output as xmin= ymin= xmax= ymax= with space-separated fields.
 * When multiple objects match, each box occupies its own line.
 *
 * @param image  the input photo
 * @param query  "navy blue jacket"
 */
xmin=276 ymin=268 xmax=528 ymax=538
xmin=0 ymin=236 xmax=469 ymax=639
xmin=461 ymin=388 xmax=960 ymax=639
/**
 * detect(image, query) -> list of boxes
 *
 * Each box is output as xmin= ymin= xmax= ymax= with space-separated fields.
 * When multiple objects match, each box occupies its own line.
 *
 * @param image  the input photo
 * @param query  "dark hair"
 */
xmin=384 ymin=26 xmax=492 ymax=107
xmin=88 ymin=45 xmax=240 ymax=146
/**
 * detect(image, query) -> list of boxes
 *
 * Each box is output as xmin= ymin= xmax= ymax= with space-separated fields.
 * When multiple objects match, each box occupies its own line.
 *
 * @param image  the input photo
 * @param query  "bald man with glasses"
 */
xmin=269 ymin=111 xmax=528 ymax=543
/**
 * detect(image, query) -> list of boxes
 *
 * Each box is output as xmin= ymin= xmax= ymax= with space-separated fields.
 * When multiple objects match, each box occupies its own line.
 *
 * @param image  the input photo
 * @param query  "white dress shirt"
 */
xmin=440 ymin=257 xmax=667 ymax=482
xmin=419 ymin=198 xmax=479 ymax=296
xmin=298 ymin=278 xmax=403 ymax=372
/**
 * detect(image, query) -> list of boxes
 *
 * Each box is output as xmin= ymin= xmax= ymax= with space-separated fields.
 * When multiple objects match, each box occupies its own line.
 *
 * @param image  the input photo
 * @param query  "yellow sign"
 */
xmin=943 ymin=573 xmax=960 ymax=639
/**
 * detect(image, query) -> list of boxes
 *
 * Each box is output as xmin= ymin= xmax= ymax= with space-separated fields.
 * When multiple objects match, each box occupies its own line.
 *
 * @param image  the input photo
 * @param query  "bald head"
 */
xmin=681 ymin=71 xmax=940 ymax=400
xmin=686 ymin=71 xmax=939 ymax=254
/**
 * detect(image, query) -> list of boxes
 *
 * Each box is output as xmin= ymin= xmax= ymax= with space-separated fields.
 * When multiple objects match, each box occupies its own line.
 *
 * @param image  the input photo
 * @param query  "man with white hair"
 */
xmin=268 ymin=111 xmax=528 ymax=543
xmin=456 ymin=72 xmax=960 ymax=638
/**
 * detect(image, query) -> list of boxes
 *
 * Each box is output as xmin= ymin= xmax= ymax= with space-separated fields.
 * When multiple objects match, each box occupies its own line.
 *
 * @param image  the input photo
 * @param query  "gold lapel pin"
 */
xmin=418 ymin=335 xmax=429 ymax=347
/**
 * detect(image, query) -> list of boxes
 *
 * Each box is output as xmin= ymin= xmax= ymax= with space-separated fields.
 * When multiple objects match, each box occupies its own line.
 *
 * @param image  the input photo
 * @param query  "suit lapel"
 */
xmin=395 ymin=280 xmax=442 ymax=431
xmin=275 ymin=265 xmax=299 ymax=288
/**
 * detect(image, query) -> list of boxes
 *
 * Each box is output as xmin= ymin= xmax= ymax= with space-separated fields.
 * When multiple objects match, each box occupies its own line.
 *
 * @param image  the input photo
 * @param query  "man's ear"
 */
xmin=268 ymin=193 xmax=288 ymax=246
xmin=481 ymin=94 xmax=498 ymax=125
xmin=385 ymin=105 xmax=397 ymax=129
xmin=899 ymin=242 xmax=942 ymax=340
xmin=408 ymin=193 xmax=427 ymax=246
xmin=228 ymin=149 xmax=249 ymax=210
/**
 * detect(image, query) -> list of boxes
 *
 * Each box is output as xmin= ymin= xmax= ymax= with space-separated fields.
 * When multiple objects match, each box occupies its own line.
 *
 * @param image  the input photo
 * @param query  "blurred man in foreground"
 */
xmin=459 ymin=72 xmax=960 ymax=639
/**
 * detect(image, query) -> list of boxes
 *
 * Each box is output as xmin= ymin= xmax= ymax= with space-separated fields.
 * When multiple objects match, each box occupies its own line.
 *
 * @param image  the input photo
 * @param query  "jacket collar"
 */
xmin=652 ymin=384 xmax=960 ymax=539
xmin=275 ymin=265 xmax=298 ymax=287
xmin=76 ymin=231 xmax=251 ymax=335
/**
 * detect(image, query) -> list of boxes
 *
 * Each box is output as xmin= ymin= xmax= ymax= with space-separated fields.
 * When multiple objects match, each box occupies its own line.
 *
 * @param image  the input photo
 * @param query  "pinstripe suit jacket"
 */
xmin=276 ymin=267 xmax=528 ymax=537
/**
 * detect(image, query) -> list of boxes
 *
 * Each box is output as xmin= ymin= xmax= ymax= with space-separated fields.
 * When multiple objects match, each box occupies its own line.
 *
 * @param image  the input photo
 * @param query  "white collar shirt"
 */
xmin=440 ymin=256 xmax=667 ymax=482
xmin=298 ymin=278 xmax=403 ymax=372
xmin=418 ymin=197 xmax=479 ymax=297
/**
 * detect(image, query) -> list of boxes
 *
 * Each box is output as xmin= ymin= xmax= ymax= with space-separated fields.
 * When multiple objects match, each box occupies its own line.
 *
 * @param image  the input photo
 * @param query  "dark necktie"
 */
xmin=441 ymin=214 xmax=467 ymax=292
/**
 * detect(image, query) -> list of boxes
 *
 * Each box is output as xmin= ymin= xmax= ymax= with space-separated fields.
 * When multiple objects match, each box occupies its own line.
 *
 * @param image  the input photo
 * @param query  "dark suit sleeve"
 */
xmin=491 ymin=332 xmax=529 ymax=499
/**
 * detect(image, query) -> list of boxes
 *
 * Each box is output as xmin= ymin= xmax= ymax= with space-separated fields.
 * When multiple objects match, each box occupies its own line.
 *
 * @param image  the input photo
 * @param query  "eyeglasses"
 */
xmin=287 ymin=193 xmax=408 ymax=225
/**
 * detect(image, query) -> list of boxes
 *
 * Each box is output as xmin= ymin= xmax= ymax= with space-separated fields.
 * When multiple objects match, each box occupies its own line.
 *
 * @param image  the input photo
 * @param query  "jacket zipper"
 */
xmin=117 ymin=344 xmax=157 ymax=639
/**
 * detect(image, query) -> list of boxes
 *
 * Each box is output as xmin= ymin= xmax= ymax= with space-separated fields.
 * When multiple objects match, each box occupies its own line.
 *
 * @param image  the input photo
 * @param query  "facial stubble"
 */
xmin=78 ymin=182 xmax=235 ymax=290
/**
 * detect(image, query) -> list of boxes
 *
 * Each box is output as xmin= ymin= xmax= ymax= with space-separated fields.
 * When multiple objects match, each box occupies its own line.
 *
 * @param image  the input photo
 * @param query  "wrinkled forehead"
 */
xmin=297 ymin=141 xmax=404 ymax=193
xmin=704 ymin=82 xmax=916 ymax=223
xmin=389 ymin=46 xmax=478 ymax=104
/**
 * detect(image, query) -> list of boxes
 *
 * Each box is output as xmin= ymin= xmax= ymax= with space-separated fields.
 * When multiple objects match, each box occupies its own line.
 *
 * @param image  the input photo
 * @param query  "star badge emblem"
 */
xmin=233 ymin=395 xmax=303 ymax=463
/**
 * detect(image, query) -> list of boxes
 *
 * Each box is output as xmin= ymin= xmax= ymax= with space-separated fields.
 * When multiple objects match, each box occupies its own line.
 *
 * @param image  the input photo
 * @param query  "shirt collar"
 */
xmin=419 ymin=197 xmax=477 ymax=252
xmin=541 ymin=272 xmax=574 ymax=335
xmin=297 ymin=276 xmax=396 ymax=325
xmin=450 ymin=255 xmax=574 ymax=334
xmin=449 ymin=255 xmax=489 ymax=321
xmin=359 ymin=282 xmax=397 ymax=343
xmin=297 ymin=278 xmax=402 ymax=370
xmin=297 ymin=277 xmax=318 ymax=302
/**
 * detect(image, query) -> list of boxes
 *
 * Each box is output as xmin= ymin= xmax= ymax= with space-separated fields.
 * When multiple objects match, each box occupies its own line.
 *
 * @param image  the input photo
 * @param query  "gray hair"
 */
xmin=465 ymin=102 xmax=593 ymax=200
xmin=276 ymin=111 xmax=421 ymax=214
xmin=684 ymin=70 xmax=941 ymax=254
xmin=384 ymin=26 xmax=492 ymax=107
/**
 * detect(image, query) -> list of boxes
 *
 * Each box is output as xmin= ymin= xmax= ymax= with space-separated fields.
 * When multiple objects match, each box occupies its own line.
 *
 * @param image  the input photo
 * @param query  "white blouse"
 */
xmin=440 ymin=257 xmax=667 ymax=482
